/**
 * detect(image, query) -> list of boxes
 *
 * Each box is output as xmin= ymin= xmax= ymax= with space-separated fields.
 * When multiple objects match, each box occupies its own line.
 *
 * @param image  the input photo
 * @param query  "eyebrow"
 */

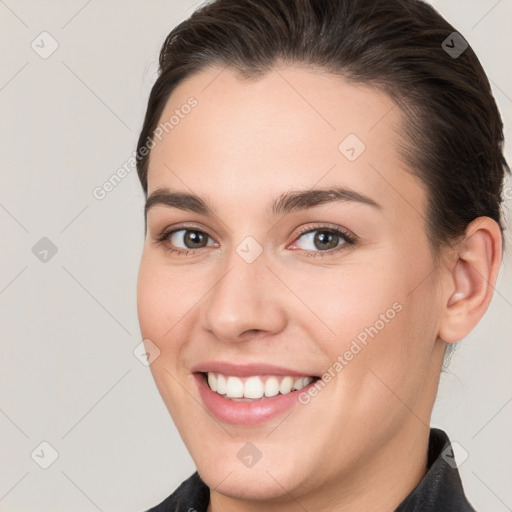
xmin=145 ymin=186 xmax=382 ymax=221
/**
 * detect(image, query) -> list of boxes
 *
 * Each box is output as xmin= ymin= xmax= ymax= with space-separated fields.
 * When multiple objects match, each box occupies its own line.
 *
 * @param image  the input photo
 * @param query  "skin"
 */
xmin=136 ymin=64 xmax=502 ymax=512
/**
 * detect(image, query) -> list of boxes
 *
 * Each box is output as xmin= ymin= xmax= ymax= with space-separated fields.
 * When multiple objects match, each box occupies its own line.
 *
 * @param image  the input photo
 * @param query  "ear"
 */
xmin=438 ymin=217 xmax=503 ymax=344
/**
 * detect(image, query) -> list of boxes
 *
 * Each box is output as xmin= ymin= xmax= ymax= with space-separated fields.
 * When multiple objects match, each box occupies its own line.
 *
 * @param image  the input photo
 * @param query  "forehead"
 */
xmin=147 ymin=65 xmax=425 ymax=218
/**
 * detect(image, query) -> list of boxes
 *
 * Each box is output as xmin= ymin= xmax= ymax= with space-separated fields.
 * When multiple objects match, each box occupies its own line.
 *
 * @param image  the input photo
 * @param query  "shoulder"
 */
xmin=143 ymin=471 xmax=210 ymax=512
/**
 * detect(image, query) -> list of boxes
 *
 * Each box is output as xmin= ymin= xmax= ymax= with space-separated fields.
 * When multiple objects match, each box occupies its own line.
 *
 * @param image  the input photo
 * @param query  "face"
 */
xmin=137 ymin=65 xmax=447 ymax=503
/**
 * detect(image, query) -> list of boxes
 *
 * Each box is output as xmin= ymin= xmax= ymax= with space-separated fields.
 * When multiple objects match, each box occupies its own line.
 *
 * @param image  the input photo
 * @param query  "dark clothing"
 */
xmin=146 ymin=428 xmax=476 ymax=511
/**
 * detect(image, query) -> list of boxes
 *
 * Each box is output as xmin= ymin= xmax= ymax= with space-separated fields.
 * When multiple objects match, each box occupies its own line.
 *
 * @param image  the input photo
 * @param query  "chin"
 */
xmin=198 ymin=465 xmax=302 ymax=503
xmin=194 ymin=447 xmax=321 ymax=504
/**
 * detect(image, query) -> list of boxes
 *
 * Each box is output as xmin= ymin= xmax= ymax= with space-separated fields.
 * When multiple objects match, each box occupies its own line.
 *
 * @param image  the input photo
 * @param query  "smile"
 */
xmin=194 ymin=370 xmax=321 ymax=426
xmin=204 ymin=372 xmax=317 ymax=401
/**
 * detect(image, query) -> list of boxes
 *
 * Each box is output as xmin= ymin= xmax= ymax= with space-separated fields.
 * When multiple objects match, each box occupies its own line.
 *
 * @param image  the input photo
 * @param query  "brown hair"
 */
xmin=136 ymin=0 xmax=509 ymax=255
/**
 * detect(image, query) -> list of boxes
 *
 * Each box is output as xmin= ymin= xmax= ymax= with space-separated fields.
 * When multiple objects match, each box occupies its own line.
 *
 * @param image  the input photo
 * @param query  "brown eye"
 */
xmin=167 ymin=229 xmax=213 ymax=249
xmin=295 ymin=228 xmax=351 ymax=252
xmin=288 ymin=224 xmax=358 ymax=258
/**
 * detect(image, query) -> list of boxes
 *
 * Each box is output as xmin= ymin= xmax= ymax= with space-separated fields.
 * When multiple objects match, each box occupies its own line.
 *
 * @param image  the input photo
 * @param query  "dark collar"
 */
xmin=395 ymin=428 xmax=476 ymax=511
xmin=145 ymin=428 xmax=476 ymax=512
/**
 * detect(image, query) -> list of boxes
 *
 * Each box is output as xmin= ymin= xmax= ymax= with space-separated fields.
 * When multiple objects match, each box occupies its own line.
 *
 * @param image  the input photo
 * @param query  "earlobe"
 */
xmin=438 ymin=217 xmax=502 ymax=344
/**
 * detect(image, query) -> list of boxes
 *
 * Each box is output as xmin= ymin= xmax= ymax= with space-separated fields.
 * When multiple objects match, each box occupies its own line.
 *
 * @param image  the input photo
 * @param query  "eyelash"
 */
xmin=154 ymin=223 xmax=358 ymax=258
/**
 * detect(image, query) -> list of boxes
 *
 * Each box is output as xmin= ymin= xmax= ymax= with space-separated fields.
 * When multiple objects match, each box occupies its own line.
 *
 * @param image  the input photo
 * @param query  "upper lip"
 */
xmin=191 ymin=361 xmax=318 ymax=378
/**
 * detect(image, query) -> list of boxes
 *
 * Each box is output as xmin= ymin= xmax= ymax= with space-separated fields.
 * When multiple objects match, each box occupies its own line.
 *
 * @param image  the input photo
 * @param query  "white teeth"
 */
xmin=293 ymin=377 xmax=313 ymax=391
xmin=206 ymin=373 xmax=315 ymax=400
xmin=225 ymin=376 xmax=244 ymax=398
xmin=264 ymin=376 xmax=280 ymax=397
xmin=216 ymin=374 xmax=227 ymax=395
xmin=207 ymin=372 xmax=217 ymax=392
xmin=279 ymin=376 xmax=294 ymax=394
xmin=244 ymin=376 xmax=265 ymax=399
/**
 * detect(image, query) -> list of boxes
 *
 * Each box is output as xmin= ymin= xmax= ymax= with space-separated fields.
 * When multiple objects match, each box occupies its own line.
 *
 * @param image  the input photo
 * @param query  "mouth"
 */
xmin=200 ymin=372 xmax=321 ymax=401
xmin=193 ymin=369 xmax=322 ymax=425
xmin=191 ymin=361 xmax=322 ymax=425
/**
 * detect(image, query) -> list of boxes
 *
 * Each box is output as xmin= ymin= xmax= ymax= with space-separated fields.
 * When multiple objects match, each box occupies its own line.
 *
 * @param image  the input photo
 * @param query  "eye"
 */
xmin=155 ymin=226 xmax=217 ymax=255
xmin=289 ymin=224 xmax=357 ymax=256
xmin=154 ymin=223 xmax=357 ymax=257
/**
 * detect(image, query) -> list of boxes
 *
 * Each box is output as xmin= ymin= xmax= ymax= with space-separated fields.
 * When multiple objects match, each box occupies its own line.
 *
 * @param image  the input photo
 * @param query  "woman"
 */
xmin=135 ymin=0 xmax=509 ymax=510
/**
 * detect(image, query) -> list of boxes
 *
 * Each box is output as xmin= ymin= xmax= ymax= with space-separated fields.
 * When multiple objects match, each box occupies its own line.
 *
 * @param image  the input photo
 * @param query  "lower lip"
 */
xmin=194 ymin=373 xmax=318 ymax=426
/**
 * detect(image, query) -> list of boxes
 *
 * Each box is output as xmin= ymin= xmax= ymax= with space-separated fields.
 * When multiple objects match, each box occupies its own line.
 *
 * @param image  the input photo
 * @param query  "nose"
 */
xmin=201 ymin=248 xmax=287 ymax=343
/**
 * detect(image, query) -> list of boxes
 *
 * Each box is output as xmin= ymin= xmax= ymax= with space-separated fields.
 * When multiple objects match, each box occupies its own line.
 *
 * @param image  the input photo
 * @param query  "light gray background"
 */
xmin=1 ymin=1 xmax=511 ymax=511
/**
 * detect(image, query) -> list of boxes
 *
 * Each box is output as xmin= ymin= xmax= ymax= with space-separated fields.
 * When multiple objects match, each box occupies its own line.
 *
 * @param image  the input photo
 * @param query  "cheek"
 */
xmin=136 ymin=263 xmax=167 ymax=339
xmin=311 ymin=247 xmax=436 ymax=374
xmin=136 ymin=258 xmax=194 ymax=414
xmin=136 ymin=254 xmax=197 ymax=339
xmin=295 ymin=258 xmax=402 ymax=346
